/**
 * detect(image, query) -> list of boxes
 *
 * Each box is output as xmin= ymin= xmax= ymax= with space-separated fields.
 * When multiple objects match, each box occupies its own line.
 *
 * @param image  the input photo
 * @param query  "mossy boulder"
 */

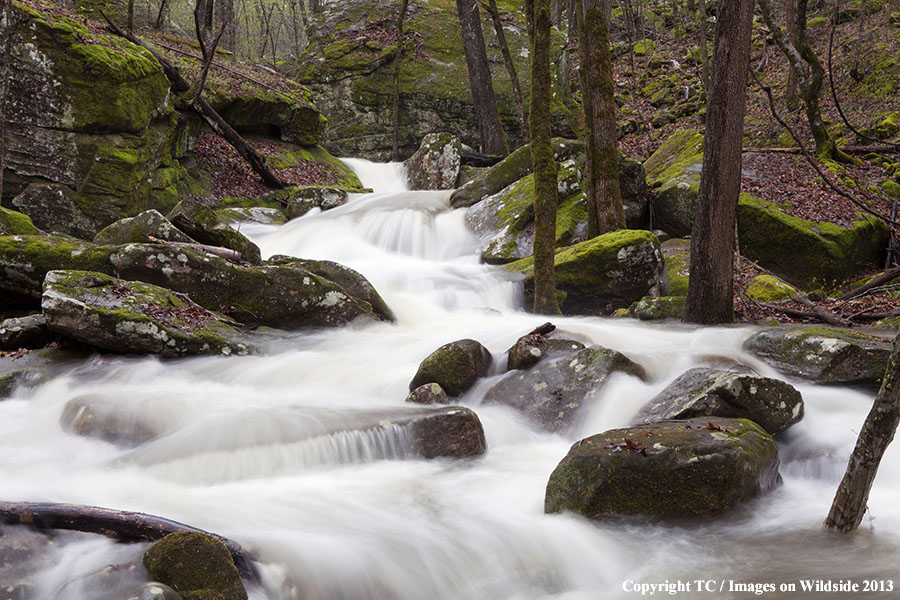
xmin=0 ymin=207 xmax=39 ymax=235
xmin=61 ymin=393 xmax=160 ymax=447
xmin=10 ymin=183 xmax=96 ymax=239
xmin=405 ymin=132 xmax=462 ymax=190
xmin=660 ymin=238 xmax=690 ymax=295
xmin=738 ymin=194 xmax=888 ymax=289
xmin=167 ymin=200 xmax=262 ymax=264
xmin=0 ymin=314 xmax=52 ymax=350
xmin=93 ymin=210 xmax=196 ymax=245
xmin=643 ymin=129 xmax=704 ymax=238
xmin=483 ymin=345 xmax=646 ymax=433
xmin=143 ymin=531 xmax=248 ymax=600
xmin=505 ymin=328 xmax=586 ymax=371
xmin=627 ymin=295 xmax=686 ymax=320
xmin=215 ymin=207 xmax=287 ymax=226
xmin=406 ymin=382 xmax=451 ymax=405
xmin=544 ymin=417 xmax=781 ymax=519
xmin=408 ymin=339 xmax=493 ymax=397
xmin=872 ymin=112 xmax=899 ymax=139
xmin=406 ymin=406 xmax=487 ymax=458
xmin=743 ymin=326 xmax=892 ymax=384
xmin=277 ymin=186 xmax=349 ymax=219
xmin=41 ymin=270 xmax=250 ymax=357
xmin=507 ymin=229 xmax=663 ymax=315
xmin=745 ymin=275 xmax=797 ymax=303
xmin=633 ymin=368 xmax=804 ymax=435
xmin=113 ymin=244 xmax=393 ymax=328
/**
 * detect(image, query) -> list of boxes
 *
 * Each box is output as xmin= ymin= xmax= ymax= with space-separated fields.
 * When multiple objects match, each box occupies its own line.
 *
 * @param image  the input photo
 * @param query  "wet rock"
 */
xmin=113 ymin=244 xmax=394 ymax=328
xmin=124 ymin=582 xmax=183 ymax=600
xmin=632 ymin=368 xmax=804 ymax=435
xmin=60 ymin=394 xmax=160 ymax=446
xmin=407 ymin=406 xmax=487 ymax=458
xmin=544 ymin=417 xmax=781 ymax=519
xmin=0 ymin=348 xmax=86 ymax=398
xmin=215 ymin=207 xmax=287 ymax=226
xmin=660 ymin=238 xmax=689 ymax=296
xmin=0 ymin=208 xmax=39 ymax=236
xmin=507 ymin=229 xmax=663 ymax=315
xmin=405 ymin=383 xmax=450 ymax=405
xmin=143 ymin=531 xmax=247 ymax=600
xmin=505 ymin=328 xmax=586 ymax=371
xmin=408 ymin=339 xmax=493 ymax=397
xmin=41 ymin=270 xmax=250 ymax=357
xmin=93 ymin=210 xmax=195 ymax=245
xmin=167 ymin=200 xmax=262 ymax=264
xmin=484 ymin=345 xmax=646 ymax=433
xmin=627 ymin=296 xmax=686 ymax=320
xmin=743 ymin=326 xmax=891 ymax=385
xmin=0 ymin=315 xmax=51 ymax=351
xmin=405 ymin=132 xmax=462 ymax=190
xmin=11 ymin=184 xmax=96 ymax=240
xmin=280 ymin=186 xmax=348 ymax=219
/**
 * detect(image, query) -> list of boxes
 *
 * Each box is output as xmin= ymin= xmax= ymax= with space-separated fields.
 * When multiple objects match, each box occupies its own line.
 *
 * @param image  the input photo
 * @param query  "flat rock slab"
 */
xmin=743 ymin=326 xmax=891 ymax=385
xmin=545 ymin=417 xmax=781 ymax=520
xmin=632 ymin=367 xmax=804 ymax=435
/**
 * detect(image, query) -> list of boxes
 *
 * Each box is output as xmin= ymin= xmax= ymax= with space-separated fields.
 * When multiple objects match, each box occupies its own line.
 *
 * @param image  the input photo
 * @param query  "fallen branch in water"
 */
xmin=0 ymin=501 xmax=260 ymax=583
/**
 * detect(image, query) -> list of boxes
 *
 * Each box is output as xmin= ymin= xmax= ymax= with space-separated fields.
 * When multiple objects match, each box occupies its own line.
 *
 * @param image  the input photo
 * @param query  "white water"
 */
xmin=2 ymin=161 xmax=900 ymax=599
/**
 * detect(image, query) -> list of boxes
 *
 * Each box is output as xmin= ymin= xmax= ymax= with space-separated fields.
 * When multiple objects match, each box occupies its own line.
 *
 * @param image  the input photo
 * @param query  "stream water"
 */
xmin=2 ymin=160 xmax=899 ymax=599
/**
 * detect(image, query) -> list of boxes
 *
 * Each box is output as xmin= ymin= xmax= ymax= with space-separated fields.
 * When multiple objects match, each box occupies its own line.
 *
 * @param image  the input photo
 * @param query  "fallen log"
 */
xmin=147 ymin=236 xmax=244 ymax=263
xmin=789 ymin=293 xmax=852 ymax=327
xmin=838 ymin=265 xmax=900 ymax=302
xmin=0 ymin=501 xmax=260 ymax=584
xmin=742 ymin=145 xmax=900 ymax=155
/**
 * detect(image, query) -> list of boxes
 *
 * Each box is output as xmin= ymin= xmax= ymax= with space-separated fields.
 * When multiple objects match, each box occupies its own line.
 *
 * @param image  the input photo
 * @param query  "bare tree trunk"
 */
xmin=484 ymin=0 xmax=527 ymax=139
xmin=784 ymin=0 xmax=798 ymax=106
xmin=456 ymin=0 xmax=508 ymax=155
xmin=127 ymin=0 xmax=134 ymax=30
xmin=683 ymin=0 xmax=754 ymax=325
xmin=154 ymin=0 xmax=170 ymax=30
xmin=392 ymin=0 xmax=409 ymax=161
xmin=697 ymin=0 xmax=709 ymax=92
xmin=582 ymin=0 xmax=625 ymax=237
xmin=216 ymin=0 xmax=236 ymax=50
xmin=826 ymin=333 xmax=900 ymax=532
xmin=0 ymin=0 xmax=11 ymax=204
xmin=530 ymin=0 xmax=560 ymax=315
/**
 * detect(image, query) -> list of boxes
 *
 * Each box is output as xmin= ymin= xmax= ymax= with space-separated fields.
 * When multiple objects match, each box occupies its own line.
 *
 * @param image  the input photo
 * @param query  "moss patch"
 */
xmin=745 ymin=275 xmax=797 ymax=302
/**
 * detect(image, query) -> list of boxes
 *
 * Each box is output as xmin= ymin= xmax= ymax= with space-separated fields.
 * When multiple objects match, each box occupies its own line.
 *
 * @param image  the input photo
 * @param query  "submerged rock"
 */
xmin=405 ymin=383 xmax=451 ymax=405
xmin=42 ymin=270 xmax=250 ymax=357
xmin=405 ymin=132 xmax=462 ymax=190
xmin=545 ymin=417 xmax=781 ymax=519
xmin=93 ymin=210 xmax=195 ymax=245
xmin=0 ymin=348 xmax=86 ymax=398
xmin=61 ymin=394 xmax=161 ymax=446
xmin=484 ymin=345 xmax=645 ymax=433
xmin=743 ymin=326 xmax=891 ymax=385
xmin=143 ymin=531 xmax=247 ymax=600
xmin=167 ymin=200 xmax=262 ymax=265
xmin=409 ymin=339 xmax=493 ymax=397
xmin=632 ymin=368 xmax=804 ymax=435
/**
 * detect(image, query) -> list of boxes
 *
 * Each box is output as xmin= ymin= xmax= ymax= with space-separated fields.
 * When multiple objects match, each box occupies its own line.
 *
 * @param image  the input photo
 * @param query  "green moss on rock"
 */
xmin=143 ymin=531 xmax=248 ymax=600
xmin=0 ymin=207 xmax=40 ymax=235
xmin=745 ymin=275 xmax=797 ymax=302
xmin=628 ymin=295 xmax=686 ymax=320
xmin=409 ymin=339 xmax=493 ymax=397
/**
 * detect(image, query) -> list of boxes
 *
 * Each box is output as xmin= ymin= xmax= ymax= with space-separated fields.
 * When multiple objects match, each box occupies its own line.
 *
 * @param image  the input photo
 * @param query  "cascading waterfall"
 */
xmin=2 ymin=160 xmax=900 ymax=599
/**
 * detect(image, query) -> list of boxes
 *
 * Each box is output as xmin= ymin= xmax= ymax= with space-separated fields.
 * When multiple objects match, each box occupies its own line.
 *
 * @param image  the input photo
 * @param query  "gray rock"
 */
xmin=545 ymin=417 xmax=781 ymax=519
xmin=484 ymin=345 xmax=646 ymax=433
xmin=409 ymin=339 xmax=493 ymax=397
xmin=124 ymin=582 xmax=183 ymax=600
xmin=405 ymin=383 xmax=450 ymax=405
xmin=405 ymin=132 xmax=462 ymax=190
xmin=11 ymin=183 xmax=96 ymax=240
xmin=0 ymin=348 xmax=86 ymax=398
xmin=282 ymin=186 xmax=349 ymax=219
xmin=61 ymin=394 xmax=161 ymax=446
xmin=167 ymin=199 xmax=262 ymax=264
xmin=632 ymin=368 xmax=804 ymax=435
xmin=0 ymin=314 xmax=51 ymax=350
xmin=41 ymin=270 xmax=250 ymax=357
xmin=215 ymin=207 xmax=287 ymax=226
xmin=408 ymin=406 xmax=487 ymax=458
xmin=505 ymin=329 xmax=586 ymax=371
xmin=743 ymin=326 xmax=892 ymax=385
xmin=93 ymin=210 xmax=195 ymax=245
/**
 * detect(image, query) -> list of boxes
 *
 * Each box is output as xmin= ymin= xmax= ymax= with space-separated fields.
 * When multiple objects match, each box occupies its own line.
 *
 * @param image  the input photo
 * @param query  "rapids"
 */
xmin=1 ymin=160 xmax=899 ymax=599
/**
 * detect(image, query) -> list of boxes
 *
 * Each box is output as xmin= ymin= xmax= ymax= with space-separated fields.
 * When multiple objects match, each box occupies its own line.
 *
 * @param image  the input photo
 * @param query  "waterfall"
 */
xmin=1 ymin=160 xmax=899 ymax=600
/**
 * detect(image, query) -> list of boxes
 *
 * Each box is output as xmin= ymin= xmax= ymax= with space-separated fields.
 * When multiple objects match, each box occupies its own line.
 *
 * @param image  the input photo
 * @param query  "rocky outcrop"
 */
xmin=405 ymin=133 xmax=462 ymax=190
xmin=215 ymin=207 xmax=287 ymax=226
xmin=408 ymin=339 xmax=493 ymax=397
xmin=10 ymin=183 xmax=97 ymax=239
xmin=743 ymin=326 xmax=892 ymax=385
xmin=167 ymin=200 xmax=262 ymax=264
xmin=114 ymin=244 xmax=394 ymax=328
xmin=93 ymin=210 xmax=195 ymax=245
xmin=0 ymin=314 xmax=52 ymax=350
xmin=632 ymin=368 xmax=804 ymax=435
xmin=41 ymin=270 xmax=250 ymax=357
xmin=507 ymin=229 xmax=663 ymax=315
xmin=143 ymin=531 xmax=248 ymax=600
xmin=544 ymin=417 xmax=781 ymax=519
xmin=483 ymin=345 xmax=645 ymax=433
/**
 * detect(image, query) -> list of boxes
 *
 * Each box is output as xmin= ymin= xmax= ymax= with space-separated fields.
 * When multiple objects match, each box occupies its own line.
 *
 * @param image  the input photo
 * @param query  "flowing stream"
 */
xmin=2 ymin=160 xmax=900 ymax=599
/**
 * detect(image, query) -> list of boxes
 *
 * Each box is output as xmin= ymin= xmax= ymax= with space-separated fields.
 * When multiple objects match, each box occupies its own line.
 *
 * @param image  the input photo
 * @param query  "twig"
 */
xmin=837 ymin=264 xmax=900 ymax=302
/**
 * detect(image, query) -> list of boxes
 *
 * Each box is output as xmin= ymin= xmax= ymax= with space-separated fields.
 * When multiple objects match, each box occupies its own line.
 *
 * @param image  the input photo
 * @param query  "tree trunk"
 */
xmin=784 ymin=0 xmax=798 ymax=106
xmin=127 ymin=0 xmax=134 ymax=30
xmin=582 ymin=0 xmax=625 ymax=237
xmin=392 ymin=0 xmax=409 ymax=161
xmin=826 ymin=333 xmax=900 ymax=532
xmin=216 ymin=0 xmax=236 ymax=51
xmin=683 ymin=0 xmax=753 ymax=325
xmin=530 ymin=0 xmax=561 ymax=315
xmin=154 ymin=0 xmax=170 ymax=31
xmin=697 ymin=0 xmax=709 ymax=92
xmin=484 ymin=0 xmax=527 ymax=138
xmin=456 ymin=0 xmax=508 ymax=155
xmin=0 ymin=0 xmax=11 ymax=204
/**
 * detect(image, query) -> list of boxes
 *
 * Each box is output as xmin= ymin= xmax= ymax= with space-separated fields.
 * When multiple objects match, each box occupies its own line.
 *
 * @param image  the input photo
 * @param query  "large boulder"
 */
xmin=507 ymin=229 xmax=663 ymax=315
xmin=408 ymin=339 xmax=493 ymax=397
xmin=41 ymin=270 xmax=250 ymax=357
xmin=0 ymin=207 xmax=40 ymax=235
xmin=404 ymin=132 xmax=462 ymax=190
xmin=10 ymin=183 xmax=96 ymax=239
xmin=544 ymin=417 xmax=781 ymax=519
xmin=743 ymin=326 xmax=892 ymax=385
xmin=632 ymin=368 xmax=804 ymax=435
xmin=483 ymin=345 xmax=646 ymax=433
xmin=113 ymin=244 xmax=394 ymax=328
xmin=405 ymin=406 xmax=487 ymax=458
xmin=643 ymin=129 xmax=704 ymax=238
xmin=167 ymin=200 xmax=262 ymax=264
xmin=143 ymin=531 xmax=248 ymax=600
xmin=660 ymin=238 xmax=690 ymax=296
xmin=93 ymin=210 xmax=195 ymax=245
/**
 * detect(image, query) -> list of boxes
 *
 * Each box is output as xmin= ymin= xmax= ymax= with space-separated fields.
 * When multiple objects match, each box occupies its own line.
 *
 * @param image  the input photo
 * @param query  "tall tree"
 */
xmin=391 ymin=0 xmax=409 ymax=161
xmin=826 ymin=332 xmax=900 ymax=532
xmin=216 ymin=0 xmax=236 ymax=51
xmin=581 ymin=0 xmax=625 ymax=237
xmin=530 ymin=0 xmax=560 ymax=315
xmin=483 ymin=0 xmax=527 ymax=137
xmin=683 ymin=0 xmax=754 ymax=325
xmin=0 ymin=0 xmax=11 ymax=203
xmin=456 ymin=0 xmax=508 ymax=155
